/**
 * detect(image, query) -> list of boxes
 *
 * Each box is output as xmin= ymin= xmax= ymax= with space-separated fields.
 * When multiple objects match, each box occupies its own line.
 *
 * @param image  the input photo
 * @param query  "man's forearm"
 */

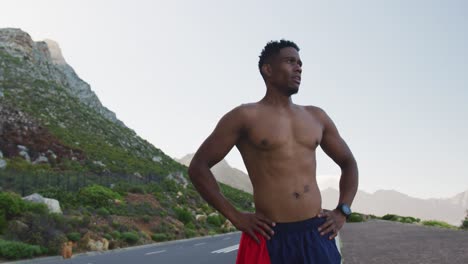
xmin=188 ymin=163 xmax=240 ymax=221
xmin=337 ymin=159 xmax=359 ymax=207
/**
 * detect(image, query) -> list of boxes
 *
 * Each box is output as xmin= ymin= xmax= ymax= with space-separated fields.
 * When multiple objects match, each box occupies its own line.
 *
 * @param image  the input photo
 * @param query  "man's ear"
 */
xmin=261 ymin=64 xmax=273 ymax=78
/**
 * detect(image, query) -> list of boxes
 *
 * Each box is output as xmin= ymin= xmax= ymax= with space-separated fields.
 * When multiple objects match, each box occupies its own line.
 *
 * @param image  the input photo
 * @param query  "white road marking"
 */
xmin=194 ymin=242 xmax=207 ymax=246
xmin=212 ymin=244 xmax=239 ymax=254
xmin=145 ymin=250 xmax=167 ymax=255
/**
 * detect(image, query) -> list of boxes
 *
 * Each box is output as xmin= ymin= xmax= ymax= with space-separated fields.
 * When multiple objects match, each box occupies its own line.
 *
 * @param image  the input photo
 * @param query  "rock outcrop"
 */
xmin=0 ymin=28 xmax=123 ymax=126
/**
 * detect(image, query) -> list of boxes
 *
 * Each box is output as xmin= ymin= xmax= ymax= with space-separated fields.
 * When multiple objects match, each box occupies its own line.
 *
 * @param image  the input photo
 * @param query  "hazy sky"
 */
xmin=1 ymin=0 xmax=467 ymax=199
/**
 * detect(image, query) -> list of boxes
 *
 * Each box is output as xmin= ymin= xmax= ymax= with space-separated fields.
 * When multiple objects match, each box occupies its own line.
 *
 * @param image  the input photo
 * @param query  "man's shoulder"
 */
xmin=302 ymin=105 xmax=326 ymax=116
xmin=220 ymin=103 xmax=259 ymax=125
xmin=230 ymin=102 xmax=261 ymax=116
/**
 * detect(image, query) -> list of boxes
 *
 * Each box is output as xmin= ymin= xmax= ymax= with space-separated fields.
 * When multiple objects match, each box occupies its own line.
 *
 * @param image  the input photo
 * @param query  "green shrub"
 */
xmin=103 ymin=233 xmax=112 ymax=240
xmin=207 ymin=214 xmax=223 ymax=227
xmin=141 ymin=215 xmax=151 ymax=223
xmin=80 ymin=215 xmax=91 ymax=227
xmin=0 ymin=192 xmax=25 ymax=219
xmin=23 ymin=202 xmax=48 ymax=215
xmin=0 ymin=239 xmax=42 ymax=260
xmin=174 ymin=207 xmax=193 ymax=224
xmin=162 ymin=178 xmax=180 ymax=193
xmin=382 ymin=214 xmax=420 ymax=224
xmin=121 ymin=232 xmax=139 ymax=244
xmin=97 ymin=207 xmax=110 ymax=217
xmin=347 ymin=213 xmax=364 ymax=223
xmin=422 ymin=220 xmax=458 ymax=229
xmin=38 ymin=187 xmax=78 ymax=209
xmin=78 ymin=185 xmax=121 ymax=208
xmin=151 ymin=233 xmax=168 ymax=242
xmin=67 ymin=232 xmax=81 ymax=242
xmin=110 ymin=230 xmax=121 ymax=239
xmin=185 ymin=222 xmax=196 ymax=229
xmin=401 ymin=216 xmax=420 ymax=223
xmin=382 ymin=214 xmax=399 ymax=221
xmin=461 ymin=211 xmax=468 ymax=230
xmin=0 ymin=211 xmax=7 ymax=234
xmin=461 ymin=220 xmax=468 ymax=229
xmin=184 ymin=228 xmax=197 ymax=238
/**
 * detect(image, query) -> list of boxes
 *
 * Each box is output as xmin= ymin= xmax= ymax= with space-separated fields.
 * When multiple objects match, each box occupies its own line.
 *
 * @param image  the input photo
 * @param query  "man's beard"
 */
xmin=286 ymin=86 xmax=299 ymax=96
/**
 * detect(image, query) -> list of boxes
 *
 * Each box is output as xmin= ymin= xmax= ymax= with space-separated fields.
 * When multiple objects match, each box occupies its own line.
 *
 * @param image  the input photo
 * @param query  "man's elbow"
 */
xmin=188 ymin=158 xmax=206 ymax=182
xmin=188 ymin=160 xmax=199 ymax=181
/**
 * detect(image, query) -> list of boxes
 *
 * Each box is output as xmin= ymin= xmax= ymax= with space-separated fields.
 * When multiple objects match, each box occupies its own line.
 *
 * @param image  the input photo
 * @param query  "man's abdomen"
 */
xmin=253 ymin=175 xmax=323 ymax=223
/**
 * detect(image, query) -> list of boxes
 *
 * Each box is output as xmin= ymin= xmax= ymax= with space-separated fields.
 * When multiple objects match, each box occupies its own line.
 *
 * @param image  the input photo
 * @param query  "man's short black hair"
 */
xmin=258 ymin=39 xmax=300 ymax=77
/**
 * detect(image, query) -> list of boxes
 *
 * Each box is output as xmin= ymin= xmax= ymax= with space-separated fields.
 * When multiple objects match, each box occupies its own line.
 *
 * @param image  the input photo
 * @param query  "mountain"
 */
xmin=447 ymin=190 xmax=468 ymax=209
xmin=321 ymin=188 xmax=468 ymax=226
xmin=177 ymin=154 xmax=253 ymax=194
xmin=0 ymin=28 xmax=184 ymax=176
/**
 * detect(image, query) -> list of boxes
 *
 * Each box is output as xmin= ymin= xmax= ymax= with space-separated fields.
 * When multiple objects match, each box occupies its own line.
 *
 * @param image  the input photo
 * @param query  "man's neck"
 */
xmin=261 ymin=87 xmax=294 ymax=109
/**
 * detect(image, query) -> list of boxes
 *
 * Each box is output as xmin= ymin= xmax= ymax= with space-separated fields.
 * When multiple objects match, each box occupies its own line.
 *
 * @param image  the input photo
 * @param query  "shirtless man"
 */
xmin=188 ymin=40 xmax=358 ymax=264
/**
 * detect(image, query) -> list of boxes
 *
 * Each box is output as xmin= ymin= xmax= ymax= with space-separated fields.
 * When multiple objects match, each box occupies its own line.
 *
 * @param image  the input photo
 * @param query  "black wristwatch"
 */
xmin=336 ymin=203 xmax=352 ymax=219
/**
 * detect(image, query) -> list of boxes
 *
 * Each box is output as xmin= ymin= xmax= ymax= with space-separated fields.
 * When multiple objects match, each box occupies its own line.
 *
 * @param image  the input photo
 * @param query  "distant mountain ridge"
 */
xmin=177 ymin=153 xmax=253 ymax=193
xmin=321 ymin=188 xmax=467 ymax=226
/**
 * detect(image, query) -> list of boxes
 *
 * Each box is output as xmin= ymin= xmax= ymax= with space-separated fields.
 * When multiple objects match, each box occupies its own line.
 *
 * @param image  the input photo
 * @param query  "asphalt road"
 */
xmin=9 ymin=232 xmax=243 ymax=264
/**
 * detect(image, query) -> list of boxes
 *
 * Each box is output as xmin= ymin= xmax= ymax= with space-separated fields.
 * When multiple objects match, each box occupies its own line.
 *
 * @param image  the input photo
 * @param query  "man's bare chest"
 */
xmin=242 ymin=112 xmax=323 ymax=151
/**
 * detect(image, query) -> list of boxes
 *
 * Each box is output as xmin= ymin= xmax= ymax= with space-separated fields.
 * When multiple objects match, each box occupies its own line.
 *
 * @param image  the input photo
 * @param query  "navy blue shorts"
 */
xmin=236 ymin=216 xmax=342 ymax=264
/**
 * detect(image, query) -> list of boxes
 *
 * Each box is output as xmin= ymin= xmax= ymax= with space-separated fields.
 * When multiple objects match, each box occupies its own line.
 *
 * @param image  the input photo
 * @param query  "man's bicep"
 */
xmin=192 ymin=108 xmax=244 ymax=168
xmin=318 ymin=109 xmax=353 ymax=168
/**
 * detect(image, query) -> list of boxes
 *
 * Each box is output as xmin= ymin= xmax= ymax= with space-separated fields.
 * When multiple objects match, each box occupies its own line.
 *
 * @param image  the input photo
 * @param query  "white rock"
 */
xmin=152 ymin=156 xmax=162 ymax=162
xmin=0 ymin=159 xmax=7 ymax=169
xmin=33 ymin=155 xmax=48 ymax=164
xmin=19 ymin=150 xmax=31 ymax=162
xmin=209 ymin=212 xmax=219 ymax=217
xmin=47 ymin=150 xmax=57 ymax=159
xmin=23 ymin=193 xmax=62 ymax=214
xmin=196 ymin=214 xmax=207 ymax=222
xmin=43 ymin=197 xmax=62 ymax=214
xmin=23 ymin=193 xmax=45 ymax=203
xmin=17 ymin=145 xmax=28 ymax=151
xmin=167 ymin=171 xmax=188 ymax=188
xmin=93 ymin=161 xmax=106 ymax=167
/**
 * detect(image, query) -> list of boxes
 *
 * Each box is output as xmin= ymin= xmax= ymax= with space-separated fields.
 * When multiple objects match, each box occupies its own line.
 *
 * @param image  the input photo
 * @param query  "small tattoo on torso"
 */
xmin=304 ymin=185 xmax=310 ymax=193
xmin=293 ymin=192 xmax=300 ymax=199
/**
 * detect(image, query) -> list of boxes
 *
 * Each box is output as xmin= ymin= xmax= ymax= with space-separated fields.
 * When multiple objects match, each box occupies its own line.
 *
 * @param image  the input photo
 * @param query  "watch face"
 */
xmin=342 ymin=205 xmax=351 ymax=215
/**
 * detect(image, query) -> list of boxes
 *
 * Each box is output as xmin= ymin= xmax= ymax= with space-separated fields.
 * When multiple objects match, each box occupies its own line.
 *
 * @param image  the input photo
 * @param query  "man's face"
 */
xmin=268 ymin=47 xmax=302 ymax=95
